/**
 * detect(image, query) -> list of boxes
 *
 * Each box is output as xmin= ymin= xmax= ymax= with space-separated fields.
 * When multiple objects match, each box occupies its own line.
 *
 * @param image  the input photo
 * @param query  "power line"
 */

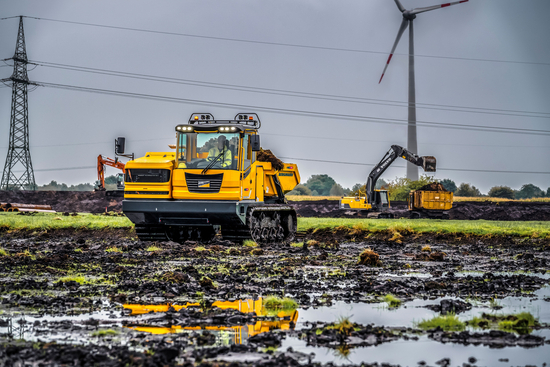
xmin=23 ymin=158 xmax=548 ymax=176
xmin=1 ymin=132 xmax=546 ymax=151
xmin=13 ymin=15 xmax=550 ymax=67
xmin=279 ymin=156 xmax=550 ymax=175
xmin=37 ymin=81 xmax=550 ymax=136
xmin=32 ymin=60 xmax=550 ymax=119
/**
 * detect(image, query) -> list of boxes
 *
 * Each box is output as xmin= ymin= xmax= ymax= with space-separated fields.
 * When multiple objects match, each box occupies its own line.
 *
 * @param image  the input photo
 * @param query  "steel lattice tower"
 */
xmin=1 ymin=16 xmax=36 ymax=190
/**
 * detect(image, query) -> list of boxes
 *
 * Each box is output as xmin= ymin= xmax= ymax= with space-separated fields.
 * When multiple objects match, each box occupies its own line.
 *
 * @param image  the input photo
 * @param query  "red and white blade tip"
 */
xmin=442 ymin=0 xmax=469 ymax=8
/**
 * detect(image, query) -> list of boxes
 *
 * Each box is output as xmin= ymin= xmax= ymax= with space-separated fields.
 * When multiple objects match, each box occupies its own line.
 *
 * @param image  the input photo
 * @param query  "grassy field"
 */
xmin=1 ymin=212 xmax=549 ymax=239
xmin=0 ymin=212 xmax=132 ymax=231
xmin=287 ymin=195 xmax=550 ymax=203
xmin=298 ymin=218 xmax=550 ymax=239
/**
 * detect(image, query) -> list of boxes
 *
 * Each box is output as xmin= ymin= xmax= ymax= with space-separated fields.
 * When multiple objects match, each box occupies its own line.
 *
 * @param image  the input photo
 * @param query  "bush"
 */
xmin=515 ymin=184 xmax=545 ymax=199
xmin=287 ymin=184 xmax=311 ymax=196
xmin=488 ymin=186 xmax=515 ymax=199
xmin=304 ymin=174 xmax=336 ymax=196
xmin=440 ymin=179 xmax=457 ymax=193
xmin=456 ymin=183 xmax=482 ymax=197
xmin=386 ymin=175 xmax=434 ymax=201
xmin=329 ymin=183 xmax=345 ymax=196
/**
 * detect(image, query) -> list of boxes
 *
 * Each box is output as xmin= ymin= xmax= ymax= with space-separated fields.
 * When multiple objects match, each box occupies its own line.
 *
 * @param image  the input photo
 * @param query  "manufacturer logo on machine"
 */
xmin=198 ymin=181 xmax=210 ymax=188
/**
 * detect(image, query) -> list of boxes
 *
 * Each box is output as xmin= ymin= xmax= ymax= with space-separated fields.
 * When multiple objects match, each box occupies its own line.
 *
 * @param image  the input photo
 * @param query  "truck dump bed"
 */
xmin=409 ymin=190 xmax=453 ymax=211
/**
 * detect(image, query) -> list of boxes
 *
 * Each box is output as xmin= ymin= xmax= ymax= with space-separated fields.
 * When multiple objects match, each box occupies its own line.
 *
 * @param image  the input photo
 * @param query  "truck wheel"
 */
xmin=410 ymin=212 xmax=421 ymax=219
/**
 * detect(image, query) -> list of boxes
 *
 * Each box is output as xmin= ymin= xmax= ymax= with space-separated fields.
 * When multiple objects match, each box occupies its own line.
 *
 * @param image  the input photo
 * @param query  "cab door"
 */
xmin=240 ymin=134 xmax=256 ymax=200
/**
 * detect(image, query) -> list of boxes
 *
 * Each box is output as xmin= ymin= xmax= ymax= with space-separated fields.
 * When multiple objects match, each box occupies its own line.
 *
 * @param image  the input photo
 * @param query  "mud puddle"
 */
xmin=2 ymin=229 xmax=550 ymax=365
xmin=2 ymin=284 xmax=550 ymax=366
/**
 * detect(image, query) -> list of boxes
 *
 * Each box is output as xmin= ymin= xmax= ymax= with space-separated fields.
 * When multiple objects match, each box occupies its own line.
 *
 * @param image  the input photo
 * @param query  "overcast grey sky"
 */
xmin=1 ymin=0 xmax=549 ymax=193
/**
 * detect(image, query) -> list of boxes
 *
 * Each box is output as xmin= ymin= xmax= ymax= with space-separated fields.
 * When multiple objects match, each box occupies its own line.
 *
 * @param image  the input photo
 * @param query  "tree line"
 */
xmin=288 ymin=174 xmax=549 ymax=200
xmin=8 ymin=173 xmax=548 ymax=200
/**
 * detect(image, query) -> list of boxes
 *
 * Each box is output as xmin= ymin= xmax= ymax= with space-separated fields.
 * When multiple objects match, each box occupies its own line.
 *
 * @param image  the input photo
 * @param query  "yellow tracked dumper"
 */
xmin=408 ymin=190 xmax=453 ymax=219
xmin=121 ymin=113 xmax=300 ymax=245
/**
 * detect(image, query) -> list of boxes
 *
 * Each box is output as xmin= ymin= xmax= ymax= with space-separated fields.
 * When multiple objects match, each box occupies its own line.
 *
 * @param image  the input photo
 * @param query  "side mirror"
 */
xmin=250 ymin=135 xmax=260 ymax=152
xmin=115 ymin=137 xmax=125 ymax=155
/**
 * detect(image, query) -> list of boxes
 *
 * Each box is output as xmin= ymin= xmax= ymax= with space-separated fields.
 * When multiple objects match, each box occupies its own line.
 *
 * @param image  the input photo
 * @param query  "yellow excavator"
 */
xmin=121 ymin=113 xmax=300 ymax=244
xmin=340 ymin=145 xmax=436 ymax=218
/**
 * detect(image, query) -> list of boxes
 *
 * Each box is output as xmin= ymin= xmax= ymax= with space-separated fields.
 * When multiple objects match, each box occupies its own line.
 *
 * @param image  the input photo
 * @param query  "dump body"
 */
xmin=408 ymin=190 xmax=453 ymax=211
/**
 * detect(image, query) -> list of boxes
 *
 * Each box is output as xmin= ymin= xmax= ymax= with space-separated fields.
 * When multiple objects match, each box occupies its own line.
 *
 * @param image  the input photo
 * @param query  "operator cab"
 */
xmin=175 ymin=113 xmax=261 ymax=173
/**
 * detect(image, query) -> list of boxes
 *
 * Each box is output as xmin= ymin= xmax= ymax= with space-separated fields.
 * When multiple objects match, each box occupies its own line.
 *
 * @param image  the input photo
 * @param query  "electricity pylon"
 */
xmin=1 ymin=16 xmax=37 ymax=190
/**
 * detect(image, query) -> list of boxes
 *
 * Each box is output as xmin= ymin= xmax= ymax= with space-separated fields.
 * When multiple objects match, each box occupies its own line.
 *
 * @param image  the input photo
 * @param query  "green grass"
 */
xmin=243 ymin=240 xmax=258 ymax=247
xmin=105 ymin=246 xmax=122 ymax=253
xmin=3 ymin=208 xmax=548 ymax=239
xmin=262 ymin=295 xmax=298 ymax=310
xmin=298 ymin=218 xmax=550 ymax=239
xmin=0 ymin=212 xmax=133 ymax=231
xmin=290 ymin=242 xmax=304 ymax=248
xmin=383 ymin=294 xmax=402 ymax=308
xmin=0 ymin=248 xmax=8 ymax=256
xmin=415 ymin=313 xmax=466 ymax=331
xmin=146 ymin=246 xmax=163 ymax=252
xmin=327 ymin=316 xmax=355 ymax=336
xmin=57 ymin=275 xmax=87 ymax=285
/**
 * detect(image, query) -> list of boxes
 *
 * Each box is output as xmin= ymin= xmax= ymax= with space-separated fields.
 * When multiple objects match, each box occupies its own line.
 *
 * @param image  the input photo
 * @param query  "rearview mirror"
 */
xmin=115 ymin=137 xmax=125 ymax=155
xmin=250 ymin=135 xmax=260 ymax=152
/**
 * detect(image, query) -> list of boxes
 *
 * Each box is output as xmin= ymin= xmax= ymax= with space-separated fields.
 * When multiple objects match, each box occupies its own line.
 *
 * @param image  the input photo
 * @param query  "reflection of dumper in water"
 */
xmin=123 ymin=298 xmax=298 ymax=345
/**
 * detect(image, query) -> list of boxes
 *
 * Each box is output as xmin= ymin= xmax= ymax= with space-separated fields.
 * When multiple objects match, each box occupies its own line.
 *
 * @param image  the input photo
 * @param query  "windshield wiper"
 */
xmin=201 ymin=151 xmax=223 ymax=175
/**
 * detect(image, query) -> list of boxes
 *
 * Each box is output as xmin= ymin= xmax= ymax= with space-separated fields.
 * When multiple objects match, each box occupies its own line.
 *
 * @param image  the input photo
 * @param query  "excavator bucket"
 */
xmin=422 ymin=156 xmax=436 ymax=172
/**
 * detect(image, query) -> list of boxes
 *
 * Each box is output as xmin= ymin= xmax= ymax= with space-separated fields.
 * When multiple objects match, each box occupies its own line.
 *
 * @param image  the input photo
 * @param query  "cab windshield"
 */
xmin=178 ymin=132 xmax=239 ymax=170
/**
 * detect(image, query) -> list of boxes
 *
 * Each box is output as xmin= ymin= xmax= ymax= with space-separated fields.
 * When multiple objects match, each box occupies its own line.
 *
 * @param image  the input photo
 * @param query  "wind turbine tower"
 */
xmin=379 ymin=0 xmax=469 ymax=180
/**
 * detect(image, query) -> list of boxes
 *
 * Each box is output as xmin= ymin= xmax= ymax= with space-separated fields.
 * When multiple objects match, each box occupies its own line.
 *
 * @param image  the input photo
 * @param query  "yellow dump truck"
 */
xmin=121 ymin=113 xmax=300 ymax=244
xmin=408 ymin=190 xmax=453 ymax=219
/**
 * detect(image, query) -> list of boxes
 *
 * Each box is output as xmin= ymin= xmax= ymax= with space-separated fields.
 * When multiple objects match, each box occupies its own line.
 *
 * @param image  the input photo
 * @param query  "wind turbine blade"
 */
xmin=394 ymin=0 xmax=406 ymax=12
xmin=410 ymin=0 xmax=468 ymax=15
xmin=379 ymin=18 xmax=409 ymax=84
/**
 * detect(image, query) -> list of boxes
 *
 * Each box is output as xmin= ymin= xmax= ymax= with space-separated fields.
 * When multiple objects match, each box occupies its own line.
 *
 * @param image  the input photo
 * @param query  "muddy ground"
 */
xmin=1 ymin=224 xmax=550 ymax=366
xmin=2 ymin=191 xmax=550 ymax=221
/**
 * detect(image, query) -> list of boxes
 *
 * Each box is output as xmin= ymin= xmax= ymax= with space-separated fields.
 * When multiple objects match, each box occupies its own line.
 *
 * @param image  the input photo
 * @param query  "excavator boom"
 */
xmin=96 ymin=155 xmax=126 ymax=191
xmin=340 ymin=145 xmax=436 ymax=215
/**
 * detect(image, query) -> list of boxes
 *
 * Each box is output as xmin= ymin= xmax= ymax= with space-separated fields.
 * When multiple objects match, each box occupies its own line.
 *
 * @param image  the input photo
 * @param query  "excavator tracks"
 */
xmin=135 ymin=205 xmax=297 ymax=246
xmin=247 ymin=205 xmax=297 ymax=246
xmin=135 ymin=225 xmax=168 ymax=242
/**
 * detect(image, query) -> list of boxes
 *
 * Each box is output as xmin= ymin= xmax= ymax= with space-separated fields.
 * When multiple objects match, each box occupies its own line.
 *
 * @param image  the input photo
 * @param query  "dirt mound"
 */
xmin=0 ymin=190 xmax=121 ymax=213
xmin=417 ymin=182 xmax=447 ymax=192
xmin=257 ymin=149 xmax=284 ymax=171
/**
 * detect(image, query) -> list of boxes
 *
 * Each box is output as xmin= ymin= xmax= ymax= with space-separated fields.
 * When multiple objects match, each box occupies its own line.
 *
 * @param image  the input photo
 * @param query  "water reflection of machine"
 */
xmin=123 ymin=298 xmax=298 ymax=345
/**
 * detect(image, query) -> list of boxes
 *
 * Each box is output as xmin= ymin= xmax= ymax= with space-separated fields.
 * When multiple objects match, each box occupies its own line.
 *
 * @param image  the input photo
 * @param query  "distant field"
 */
xmin=298 ymin=218 xmax=550 ymax=239
xmin=288 ymin=195 xmax=550 ymax=203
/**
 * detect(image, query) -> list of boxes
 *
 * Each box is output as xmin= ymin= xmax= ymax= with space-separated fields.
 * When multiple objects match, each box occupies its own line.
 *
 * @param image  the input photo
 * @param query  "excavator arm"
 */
xmin=365 ymin=145 xmax=436 ymax=205
xmin=97 ymin=155 xmax=126 ymax=191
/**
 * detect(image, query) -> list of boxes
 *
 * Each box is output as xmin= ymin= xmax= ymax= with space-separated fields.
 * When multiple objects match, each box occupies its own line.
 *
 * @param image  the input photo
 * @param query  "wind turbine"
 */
xmin=379 ymin=0 xmax=469 ymax=180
